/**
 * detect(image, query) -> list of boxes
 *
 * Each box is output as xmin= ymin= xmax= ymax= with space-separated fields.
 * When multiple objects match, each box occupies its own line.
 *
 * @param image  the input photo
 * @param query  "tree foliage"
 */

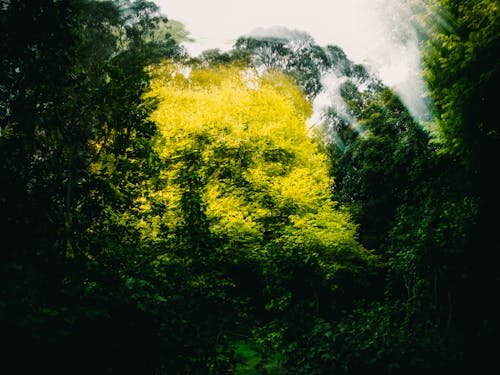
xmin=419 ymin=0 xmax=500 ymax=369
xmin=307 ymin=1 xmax=500 ymax=372
xmin=0 ymin=1 xmax=193 ymax=373
xmin=2 ymin=1 xmax=498 ymax=373
xmin=146 ymin=61 xmax=379 ymax=368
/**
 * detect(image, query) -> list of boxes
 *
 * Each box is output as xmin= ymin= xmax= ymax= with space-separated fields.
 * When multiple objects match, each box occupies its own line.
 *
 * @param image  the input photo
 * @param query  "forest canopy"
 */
xmin=1 ymin=0 xmax=499 ymax=374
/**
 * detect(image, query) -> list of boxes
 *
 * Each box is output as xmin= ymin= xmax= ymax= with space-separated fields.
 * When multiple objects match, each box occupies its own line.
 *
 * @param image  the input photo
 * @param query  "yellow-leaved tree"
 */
xmin=144 ymin=61 xmax=378 ymax=313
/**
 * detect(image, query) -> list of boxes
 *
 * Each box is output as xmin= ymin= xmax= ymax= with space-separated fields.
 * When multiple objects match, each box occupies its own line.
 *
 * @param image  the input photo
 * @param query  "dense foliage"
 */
xmin=0 ymin=0 xmax=190 ymax=373
xmin=145 ymin=61 xmax=379 ymax=370
xmin=1 ymin=0 xmax=498 ymax=373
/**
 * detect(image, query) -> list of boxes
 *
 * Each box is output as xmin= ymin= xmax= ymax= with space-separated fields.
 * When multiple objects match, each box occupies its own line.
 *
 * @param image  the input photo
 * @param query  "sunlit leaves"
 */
xmin=146 ymin=61 xmax=377 ymax=293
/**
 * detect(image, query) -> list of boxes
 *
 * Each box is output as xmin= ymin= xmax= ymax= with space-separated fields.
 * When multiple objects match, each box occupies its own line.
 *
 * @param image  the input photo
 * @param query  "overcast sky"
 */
xmin=154 ymin=0 xmax=430 ymax=121
xmin=157 ymin=1 xmax=392 ymax=60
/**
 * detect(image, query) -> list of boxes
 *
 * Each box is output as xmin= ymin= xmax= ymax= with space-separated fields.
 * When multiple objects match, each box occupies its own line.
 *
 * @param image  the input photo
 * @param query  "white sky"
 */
xmin=155 ymin=0 xmax=431 ymax=121
xmin=157 ymin=0 xmax=387 ymax=61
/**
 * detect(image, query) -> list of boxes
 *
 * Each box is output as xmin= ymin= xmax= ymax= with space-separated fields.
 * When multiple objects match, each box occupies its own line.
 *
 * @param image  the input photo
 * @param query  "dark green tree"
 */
xmin=235 ymin=30 xmax=331 ymax=98
xmin=0 ymin=1 xmax=187 ymax=373
xmin=420 ymin=0 xmax=500 ymax=369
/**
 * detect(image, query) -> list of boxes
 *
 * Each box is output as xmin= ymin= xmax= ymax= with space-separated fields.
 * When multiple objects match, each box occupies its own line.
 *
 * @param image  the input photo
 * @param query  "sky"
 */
xmin=154 ymin=0 xmax=430 ymax=122
xmin=157 ymin=0 xmax=392 ymax=61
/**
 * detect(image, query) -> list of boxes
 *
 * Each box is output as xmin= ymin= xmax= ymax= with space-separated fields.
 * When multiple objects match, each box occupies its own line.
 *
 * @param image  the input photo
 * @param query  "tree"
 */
xmin=145 ymin=60 xmax=379 ymax=370
xmin=419 ymin=0 xmax=500 ymax=369
xmin=235 ymin=29 xmax=330 ymax=98
xmin=0 ymin=1 xmax=188 ymax=373
xmin=313 ymin=1 xmax=500 ymax=371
